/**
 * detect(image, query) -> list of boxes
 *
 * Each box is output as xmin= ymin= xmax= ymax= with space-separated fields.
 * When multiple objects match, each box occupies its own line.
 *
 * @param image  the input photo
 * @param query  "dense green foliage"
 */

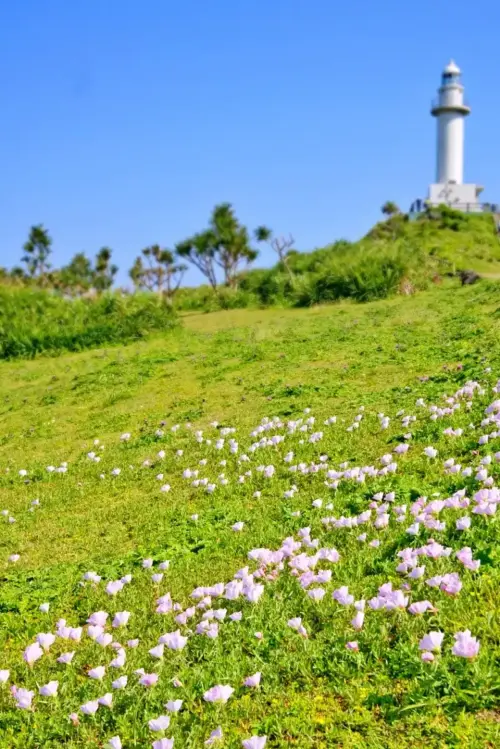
xmin=0 ymin=288 xmax=177 ymax=360
xmin=173 ymin=207 xmax=500 ymax=311
xmin=1 ymin=285 xmax=500 ymax=747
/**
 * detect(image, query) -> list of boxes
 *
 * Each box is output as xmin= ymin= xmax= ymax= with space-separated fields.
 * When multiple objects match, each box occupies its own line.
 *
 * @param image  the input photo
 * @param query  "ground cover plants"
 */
xmin=1 ymin=283 xmax=500 ymax=748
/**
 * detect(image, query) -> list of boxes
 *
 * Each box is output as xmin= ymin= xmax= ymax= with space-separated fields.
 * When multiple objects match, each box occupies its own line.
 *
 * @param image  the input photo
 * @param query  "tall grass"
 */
xmin=0 ymin=289 xmax=178 ymax=360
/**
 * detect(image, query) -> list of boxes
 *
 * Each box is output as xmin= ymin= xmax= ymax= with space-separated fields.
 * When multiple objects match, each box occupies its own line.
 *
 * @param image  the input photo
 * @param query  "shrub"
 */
xmin=0 ymin=289 xmax=178 ymax=360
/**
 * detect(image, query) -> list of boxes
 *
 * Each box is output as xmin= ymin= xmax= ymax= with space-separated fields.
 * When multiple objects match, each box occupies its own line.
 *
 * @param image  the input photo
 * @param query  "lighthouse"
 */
xmin=427 ymin=61 xmax=483 ymax=210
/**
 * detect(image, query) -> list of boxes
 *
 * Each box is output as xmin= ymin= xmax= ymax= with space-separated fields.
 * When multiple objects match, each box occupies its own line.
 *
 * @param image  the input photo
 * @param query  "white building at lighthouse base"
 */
xmin=427 ymin=181 xmax=484 ymax=212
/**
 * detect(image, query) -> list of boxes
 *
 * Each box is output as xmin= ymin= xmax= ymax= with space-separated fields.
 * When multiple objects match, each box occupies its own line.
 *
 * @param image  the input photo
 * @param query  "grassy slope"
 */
xmin=1 ymin=283 xmax=500 ymax=747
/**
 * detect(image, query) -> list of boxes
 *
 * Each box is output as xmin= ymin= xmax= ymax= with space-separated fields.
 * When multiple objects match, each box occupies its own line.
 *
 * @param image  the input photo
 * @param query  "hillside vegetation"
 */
xmin=0 ymin=288 xmax=177 ymax=360
xmin=2 ymin=206 xmax=499 ymax=360
xmin=1 ymin=284 xmax=500 ymax=747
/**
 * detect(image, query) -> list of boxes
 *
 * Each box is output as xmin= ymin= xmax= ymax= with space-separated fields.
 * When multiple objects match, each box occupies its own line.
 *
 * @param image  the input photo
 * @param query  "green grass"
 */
xmin=1 ymin=282 xmax=500 ymax=748
xmin=0 ymin=288 xmax=178 ymax=360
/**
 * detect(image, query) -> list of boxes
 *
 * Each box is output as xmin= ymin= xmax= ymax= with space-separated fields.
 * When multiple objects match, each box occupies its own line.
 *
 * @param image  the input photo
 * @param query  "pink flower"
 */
xmin=203 ymin=685 xmax=234 ymax=703
xmin=140 ymin=673 xmax=159 ymax=687
xmin=96 ymin=633 xmax=113 ymax=647
xmin=408 ymin=601 xmax=436 ymax=615
xmin=421 ymin=651 xmax=434 ymax=662
xmin=14 ymin=688 xmax=34 ymax=709
xmin=23 ymin=642 xmax=43 ymax=666
xmin=159 ymin=630 xmax=188 ymax=651
xmin=0 ymin=669 xmax=10 ymax=683
xmin=80 ymin=700 xmax=99 ymax=715
xmin=165 ymin=699 xmax=183 ymax=712
xmin=39 ymin=680 xmax=58 ymax=697
xmin=106 ymin=738 xmax=122 ymax=749
xmin=57 ymin=651 xmax=75 ymax=664
xmin=69 ymin=712 xmax=80 ymax=725
xmin=287 ymin=617 xmax=307 ymax=636
xmin=149 ymin=715 xmax=171 ymax=731
xmin=243 ymin=672 xmax=261 ymax=687
xmin=307 ymin=587 xmax=325 ymax=601
xmin=88 ymin=666 xmax=106 ymax=680
xmin=112 ymin=676 xmax=128 ymax=689
xmin=98 ymin=693 xmax=113 ymax=708
xmin=419 ymin=632 xmax=444 ymax=651
xmin=112 ymin=611 xmax=131 ymax=628
xmin=88 ymin=611 xmax=108 ymax=627
xmin=242 ymin=737 xmax=267 ymax=749
xmin=149 ymin=644 xmax=165 ymax=659
xmin=153 ymin=739 xmax=174 ymax=749
xmin=333 ymin=586 xmax=354 ymax=606
xmin=205 ymin=726 xmax=223 ymax=745
xmin=440 ymin=573 xmax=462 ymax=596
xmin=106 ymin=580 xmax=124 ymax=596
xmin=452 ymin=630 xmax=480 ymax=658
xmin=351 ymin=611 xmax=365 ymax=630
xmin=346 ymin=641 xmax=359 ymax=651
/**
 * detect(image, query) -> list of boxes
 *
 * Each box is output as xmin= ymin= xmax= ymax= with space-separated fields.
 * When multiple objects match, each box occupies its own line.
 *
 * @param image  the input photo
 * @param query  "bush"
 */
xmin=0 ymin=289 xmax=178 ymax=360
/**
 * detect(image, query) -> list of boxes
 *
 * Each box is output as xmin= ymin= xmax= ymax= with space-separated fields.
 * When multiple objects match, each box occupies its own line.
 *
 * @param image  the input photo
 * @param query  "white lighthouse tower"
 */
xmin=427 ymin=60 xmax=483 ymax=210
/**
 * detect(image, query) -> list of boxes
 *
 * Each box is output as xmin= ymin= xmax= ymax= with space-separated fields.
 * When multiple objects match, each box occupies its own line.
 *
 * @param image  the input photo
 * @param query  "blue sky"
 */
xmin=1 ymin=0 xmax=499 ymax=286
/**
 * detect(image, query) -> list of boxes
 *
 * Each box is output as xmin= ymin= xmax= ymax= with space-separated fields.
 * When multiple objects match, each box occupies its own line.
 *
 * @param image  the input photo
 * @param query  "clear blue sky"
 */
xmin=1 ymin=0 xmax=499 ymax=286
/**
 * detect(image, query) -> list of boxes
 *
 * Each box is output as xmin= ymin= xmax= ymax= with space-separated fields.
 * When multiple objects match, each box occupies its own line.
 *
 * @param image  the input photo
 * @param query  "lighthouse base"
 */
xmin=427 ymin=182 xmax=483 ymax=211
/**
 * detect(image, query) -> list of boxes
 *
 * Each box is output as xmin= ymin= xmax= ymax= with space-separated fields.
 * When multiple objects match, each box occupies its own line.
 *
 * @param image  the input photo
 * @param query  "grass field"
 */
xmin=1 ymin=282 xmax=500 ymax=748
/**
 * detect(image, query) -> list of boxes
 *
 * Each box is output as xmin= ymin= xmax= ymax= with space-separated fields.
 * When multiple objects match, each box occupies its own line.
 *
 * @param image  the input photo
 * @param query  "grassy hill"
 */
xmin=1 ymin=283 xmax=500 ymax=747
xmin=179 ymin=206 xmax=500 ymax=310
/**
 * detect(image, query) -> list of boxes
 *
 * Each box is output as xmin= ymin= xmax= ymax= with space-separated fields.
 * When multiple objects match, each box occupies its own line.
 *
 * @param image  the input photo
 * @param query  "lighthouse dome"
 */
xmin=443 ymin=60 xmax=461 ymax=76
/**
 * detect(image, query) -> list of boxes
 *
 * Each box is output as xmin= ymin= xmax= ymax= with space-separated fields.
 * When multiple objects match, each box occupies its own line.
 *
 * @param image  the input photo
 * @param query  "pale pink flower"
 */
xmin=421 ymin=651 xmax=434 ymax=662
xmin=80 ymin=700 xmax=99 ymax=715
xmin=57 ymin=651 xmax=75 ymax=665
xmin=106 ymin=738 xmax=122 ymax=749
xmin=106 ymin=580 xmax=124 ymax=596
xmin=98 ymin=693 xmax=113 ymax=707
xmin=346 ymin=641 xmax=359 ymax=651
xmin=127 ymin=638 xmax=140 ymax=648
xmin=160 ymin=630 xmax=188 ymax=651
xmin=153 ymin=740 xmax=174 ymax=749
xmin=351 ymin=611 xmax=365 ymax=630
xmin=140 ymin=672 xmax=159 ymax=687
xmin=452 ymin=630 xmax=480 ymax=658
xmin=23 ymin=642 xmax=43 ymax=666
xmin=96 ymin=633 xmax=113 ymax=648
xmin=333 ymin=586 xmax=354 ymax=606
xmin=88 ymin=611 xmax=109 ymax=627
xmin=36 ymin=632 xmax=56 ymax=651
xmin=419 ymin=632 xmax=444 ymax=651
xmin=112 ymin=611 xmax=131 ymax=628
xmin=149 ymin=644 xmax=165 ymax=659
xmin=243 ymin=672 xmax=261 ymax=687
xmin=149 ymin=715 xmax=171 ymax=731
xmin=88 ymin=666 xmax=106 ymax=680
xmin=307 ymin=587 xmax=325 ymax=601
xmin=14 ymin=688 xmax=34 ymax=709
xmin=0 ymin=669 xmax=10 ymax=683
xmin=69 ymin=712 xmax=79 ymax=726
xmin=242 ymin=737 xmax=267 ymax=749
xmin=203 ymin=684 xmax=234 ymax=703
xmin=165 ymin=699 xmax=183 ymax=712
xmin=112 ymin=676 xmax=128 ymax=689
xmin=205 ymin=726 xmax=223 ymax=745
xmin=39 ymin=680 xmax=58 ymax=697
xmin=39 ymin=603 xmax=50 ymax=613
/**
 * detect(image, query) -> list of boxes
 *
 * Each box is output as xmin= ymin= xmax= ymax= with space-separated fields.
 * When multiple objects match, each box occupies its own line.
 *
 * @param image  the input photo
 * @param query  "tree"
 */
xmin=254 ymin=226 xmax=295 ymax=281
xmin=22 ymin=224 xmax=52 ymax=283
xmin=93 ymin=247 xmax=118 ymax=292
xmin=58 ymin=252 xmax=94 ymax=295
xmin=381 ymin=201 xmax=400 ymax=217
xmin=176 ymin=203 xmax=264 ymax=290
xmin=129 ymin=245 xmax=186 ymax=304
